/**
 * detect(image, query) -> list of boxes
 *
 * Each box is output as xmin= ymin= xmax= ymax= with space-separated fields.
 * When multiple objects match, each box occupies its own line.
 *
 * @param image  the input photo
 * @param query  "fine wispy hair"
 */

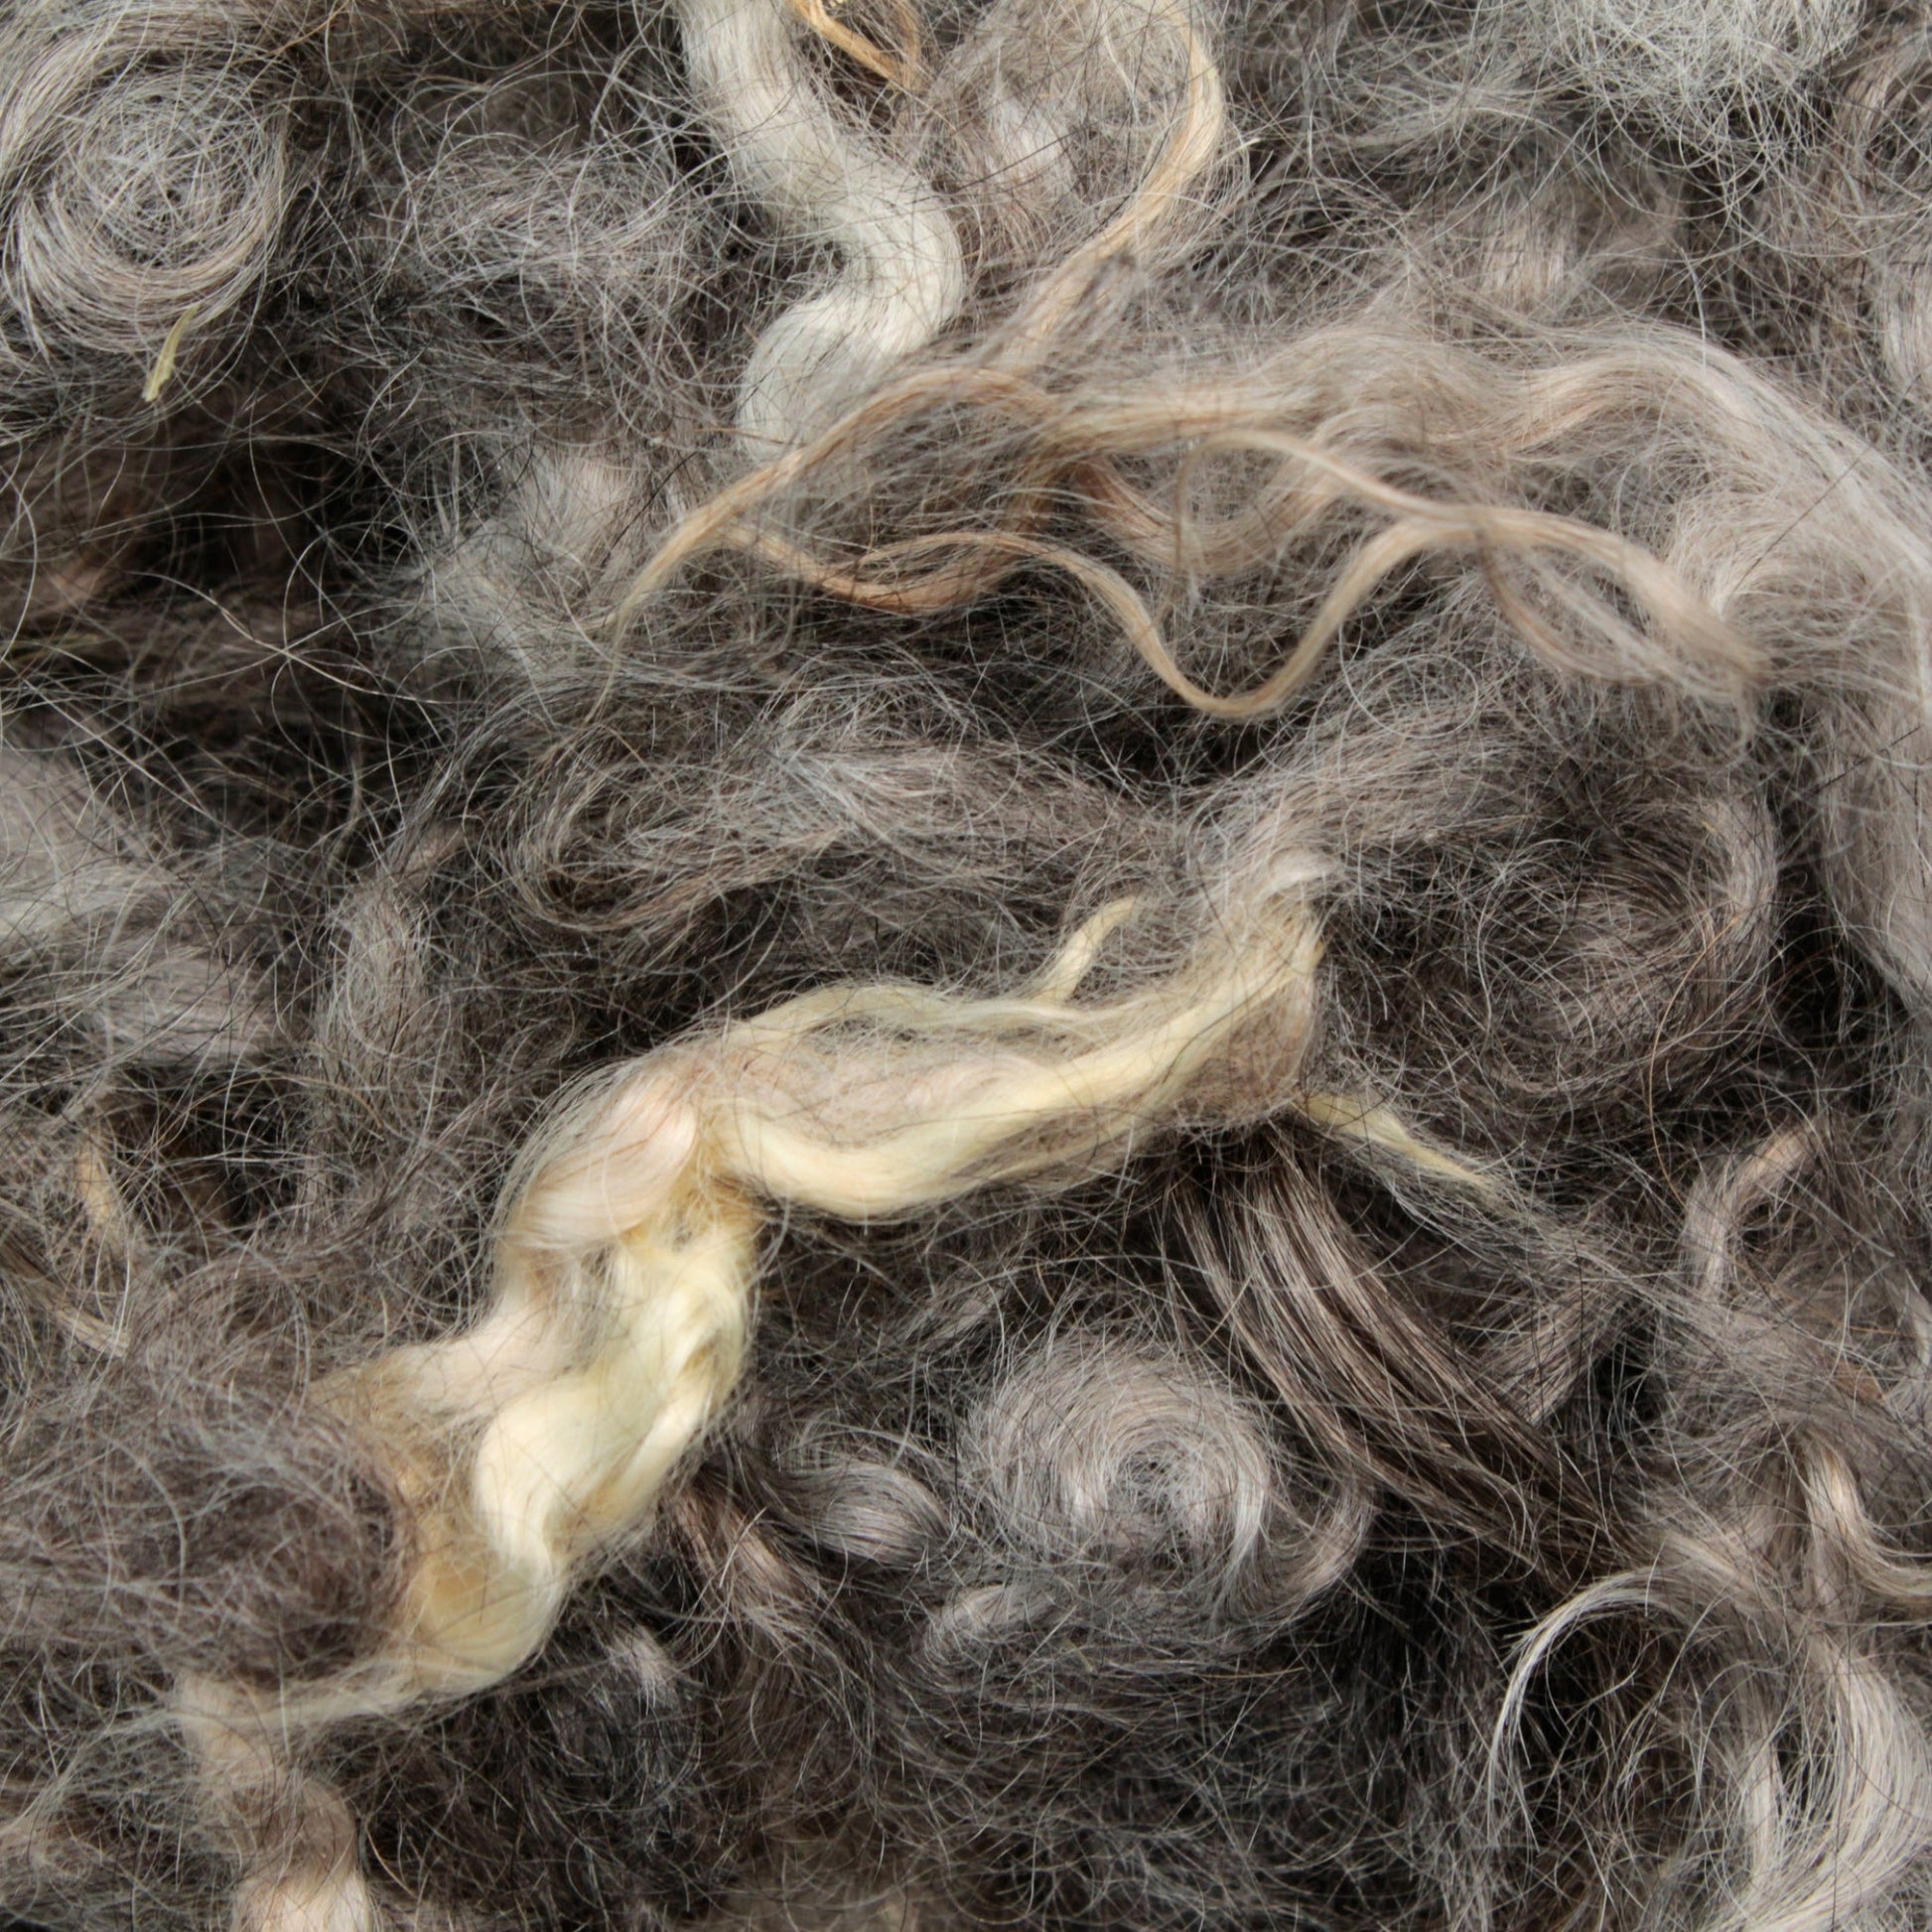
xmin=9 ymin=2 xmax=1932 ymax=1929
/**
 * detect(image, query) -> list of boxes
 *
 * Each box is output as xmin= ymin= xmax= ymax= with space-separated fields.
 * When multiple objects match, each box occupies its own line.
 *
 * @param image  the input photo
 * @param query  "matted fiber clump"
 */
xmin=12 ymin=0 xmax=1932 ymax=1926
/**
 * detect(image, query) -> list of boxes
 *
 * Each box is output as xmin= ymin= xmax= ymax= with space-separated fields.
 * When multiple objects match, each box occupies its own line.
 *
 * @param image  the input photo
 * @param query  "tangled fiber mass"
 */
xmin=16 ymin=0 xmax=1932 ymax=1925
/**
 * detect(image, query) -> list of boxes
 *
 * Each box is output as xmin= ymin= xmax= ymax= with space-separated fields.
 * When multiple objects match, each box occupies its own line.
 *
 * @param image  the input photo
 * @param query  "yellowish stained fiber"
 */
xmin=785 ymin=0 xmax=923 ymax=88
xmin=337 ymin=883 xmax=1360 ymax=1692
xmin=637 ymin=431 xmax=1753 ymax=718
xmin=1293 ymin=1091 xmax=1496 ymax=1193
xmin=142 ymin=306 xmax=199 ymax=403
xmin=992 ymin=0 xmax=1225 ymax=362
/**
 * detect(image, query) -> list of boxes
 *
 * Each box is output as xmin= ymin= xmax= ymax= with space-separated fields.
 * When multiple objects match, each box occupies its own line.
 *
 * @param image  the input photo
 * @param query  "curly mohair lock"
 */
xmin=11 ymin=1 xmax=1932 ymax=1929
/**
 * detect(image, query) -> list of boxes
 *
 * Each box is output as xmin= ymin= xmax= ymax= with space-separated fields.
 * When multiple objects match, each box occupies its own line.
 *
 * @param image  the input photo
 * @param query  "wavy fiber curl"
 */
xmin=8 ymin=2 xmax=1932 ymax=1930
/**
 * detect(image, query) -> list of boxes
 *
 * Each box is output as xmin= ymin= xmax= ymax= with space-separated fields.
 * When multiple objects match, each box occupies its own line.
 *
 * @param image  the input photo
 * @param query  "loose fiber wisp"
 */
xmin=15 ymin=0 xmax=1932 ymax=1928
